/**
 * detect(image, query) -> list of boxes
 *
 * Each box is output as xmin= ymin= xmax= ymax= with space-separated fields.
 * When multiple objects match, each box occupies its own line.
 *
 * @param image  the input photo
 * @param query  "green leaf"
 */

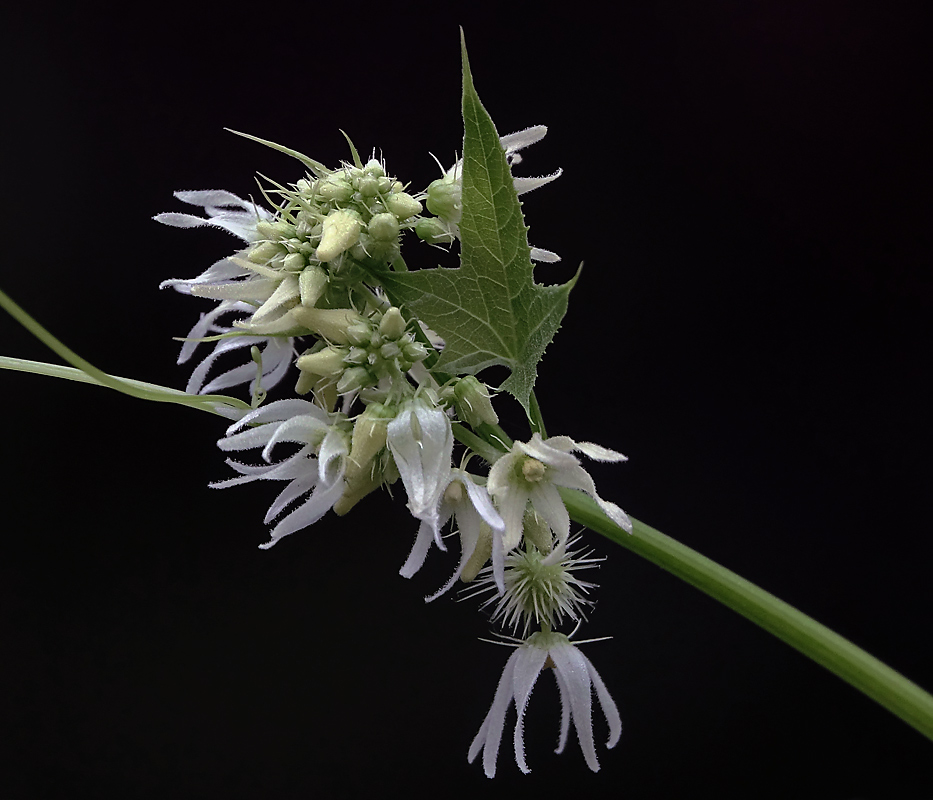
xmin=378 ymin=30 xmax=577 ymax=413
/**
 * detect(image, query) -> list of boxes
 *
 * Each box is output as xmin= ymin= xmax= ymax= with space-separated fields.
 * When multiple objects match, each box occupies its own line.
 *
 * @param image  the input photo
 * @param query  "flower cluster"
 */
xmin=156 ymin=127 xmax=632 ymax=775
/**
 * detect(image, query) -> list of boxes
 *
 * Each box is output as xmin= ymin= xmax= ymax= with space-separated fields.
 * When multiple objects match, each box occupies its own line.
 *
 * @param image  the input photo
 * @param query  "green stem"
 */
xmin=561 ymin=488 xmax=933 ymax=743
xmin=0 ymin=288 xmax=249 ymax=417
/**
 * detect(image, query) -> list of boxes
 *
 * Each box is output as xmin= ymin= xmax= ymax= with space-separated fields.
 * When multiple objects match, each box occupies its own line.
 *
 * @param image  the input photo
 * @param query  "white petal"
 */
xmin=529 ymin=482 xmax=570 ymax=545
xmin=597 ymin=497 xmax=633 ymax=533
xmin=499 ymin=126 xmax=548 ymax=154
xmin=399 ymin=519 xmax=436 ymax=579
xmin=258 ymin=477 xmax=344 ymax=548
xmin=529 ymin=247 xmax=561 ymax=263
xmin=573 ymin=440 xmax=628 ymax=463
xmin=469 ymin=648 xmax=519 ymax=778
xmin=462 ymin=477 xmax=505 ymax=532
xmin=581 ymin=650 xmax=622 ymax=748
xmin=513 ymin=168 xmax=562 ymax=196
xmin=511 ymin=644 xmax=549 ymax=774
xmin=549 ymin=641 xmax=599 ymax=772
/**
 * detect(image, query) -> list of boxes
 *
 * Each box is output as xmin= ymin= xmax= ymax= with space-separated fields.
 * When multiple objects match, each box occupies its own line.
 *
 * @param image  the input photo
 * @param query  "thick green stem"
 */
xmin=562 ymin=488 xmax=933 ymax=743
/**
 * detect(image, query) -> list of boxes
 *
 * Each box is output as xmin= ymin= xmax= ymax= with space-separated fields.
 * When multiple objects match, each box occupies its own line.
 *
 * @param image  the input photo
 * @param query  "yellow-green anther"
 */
xmin=291 ymin=306 xmax=367 ymax=344
xmin=368 ymin=212 xmax=399 ymax=243
xmin=522 ymin=457 xmax=547 ymax=483
xmin=378 ymin=307 xmax=406 ymax=340
xmin=299 ymin=265 xmax=328 ymax=308
xmin=385 ymin=191 xmax=422 ymax=220
xmin=454 ymin=375 xmax=499 ymax=426
xmin=296 ymin=346 xmax=348 ymax=378
xmin=316 ymin=209 xmax=362 ymax=262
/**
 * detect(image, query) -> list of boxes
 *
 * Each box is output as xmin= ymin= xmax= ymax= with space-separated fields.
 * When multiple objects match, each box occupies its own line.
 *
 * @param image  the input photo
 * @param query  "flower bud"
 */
xmin=385 ymin=191 xmax=422 ymax=220
xmin=317 ymin=177 xmax=353 ymax=202
xmin=368 ymin=212 xmax=399 ymax=242
xmin=345 ymin=402 xmax=395 ymax=482
xmin=378 ymin=307 xmax=406 ymax=340
xmin=337 ymin=366 xmax=375 ymax=394
xmin=299 ymin=265 xmax=328 ymax=307
xmin=415 ymin=217 xmax=454 ymax=244
xmin=460 ymin=522 xmax=493 ymax=583
xmin=426 ymin=178 xmax=462 ymax=222
xmin=453 ymin=376 xmax=499 ymax=427
xmin=296 ymin=346 xmax=348 ymax=378
xmin=316 ymin=209 xmax=362 ymax=262
xmin=248 ymin=240 xmax=286 ymax=264
xmin=282 ymin=252 xmax=306 ymax=271
xmin=291 ymin=306 xmax=368 ymax=344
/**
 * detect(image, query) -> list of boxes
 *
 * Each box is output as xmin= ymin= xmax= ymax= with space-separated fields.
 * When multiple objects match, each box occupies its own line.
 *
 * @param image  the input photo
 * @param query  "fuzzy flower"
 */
xmin=211 ymin=399 xmax=349 ymax=548
xmin=156 ymin=191 xmax=295 ymax=397
xmin=487 ymin=434 xmax=633 ymax=552
xmin=399 ymin=469 xmax=505 ymax=601
xmin=470 ymin=537 xmax=601 ymax=637
xmin=426 ymin=126 xmax=562 ymax=262
xmin=469 ymin=631 xmax=622 ymax=777
xmin=386 ymin=397 xmax=454 ymax=536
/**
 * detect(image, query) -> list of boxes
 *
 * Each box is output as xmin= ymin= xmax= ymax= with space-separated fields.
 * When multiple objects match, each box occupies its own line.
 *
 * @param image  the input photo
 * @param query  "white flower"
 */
xmin=156 ymin=191 xmax=295 ymax=397
xmin=154 ymin=189 xmax=272 ymax=242
xmin=469 ymin=631 xmax=622 ymax=777
xmin=399 ymin=469 xmax=505 ymax=601
xmin=487 ymin=434 xmax=633 ymax=553
xmin=386 ymin=397 xmax=454 ymax=535
xmin=172 ymin=299 xmax=295 ymax=396
xmin=429 ymin=126 xmax=562 ymax=262
xmin=211 ymin=399 xmax=349 ymax=548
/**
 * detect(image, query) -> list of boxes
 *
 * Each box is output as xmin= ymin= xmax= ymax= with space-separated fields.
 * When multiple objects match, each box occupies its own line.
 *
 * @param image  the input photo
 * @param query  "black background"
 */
xmin=2 ymin=3 xmax=931 ymax=798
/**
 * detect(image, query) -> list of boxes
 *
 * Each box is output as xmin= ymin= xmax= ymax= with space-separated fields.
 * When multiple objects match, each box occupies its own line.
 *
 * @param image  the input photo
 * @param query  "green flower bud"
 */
xmin=402 ymin=341 xmax=428 ymax=363
xmin=345 ymin=321 xmax=374 ymax=347
xmin=296 ymin=346 xmax=348 ymax=378
xmin=378 ymin=307 xmax=406 ymax=340
xmin=461 ymin=522 xmax=493 ymax=583
xmin=522 ymin=508 xmax=552 ymax=553
xmin=425 ymin=178 xmax=461 ymax=222
xmin=317 ymin=177 xmax=353 ymax=202
xmin=362 ymin=158 xmax=385 ymax=178
xmin=316 ymin=209 xmax=362 ymax=262
xmin=368 ymin=212 xmax=399 ymax=243
xmin=337 ymin=366 xmax=375 ymax=394
xmin=248 ymin=240 xmax=286 ymax=264
xmin=291 ymin=307 xmax=367 ymax=344
xmin=283 ymin=252 xmax=306 ymax=271
xmin=345 ymin=402 xmax=395 ymax=483
xmin=299 ymin=265 xmax=328 ymax=308
xmin=453 ymin=375 xmax=499 ymax=427
xmin=385 ymin=191 xmax=422 ymax=221
xmin=415 ymin=217 xmax=454 ymax=244
xmin=379 ymin=341 xmax=401 ymax=360
xmin=357 ymin=176 xmax=380 ymax=198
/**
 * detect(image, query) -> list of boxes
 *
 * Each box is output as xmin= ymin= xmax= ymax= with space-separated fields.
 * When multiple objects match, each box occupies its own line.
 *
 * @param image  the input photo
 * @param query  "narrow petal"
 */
xmin=553 ymin=668 xmax=572 ymax=754
xmin=529 ymin=247 xmax=561 ymax=263
xmin=399 ymin=519 xmax=436 ymax=579
xmin=511 ymin=644 xmax=549 ymax=774
xmin=513 ymin=169 xmax=562 ymax=196
xmin=469 ymin=649 xmax=519 ymax=779
xmin=258 ymin=477 xmax=344 ymax=548
xmin=499 ymin=126 xmax=548 ymax=154
xmin=549 ymin=641 xmax=599 ymax=772
xmin=573 ymin=440 xmax=628 ymax=463
xmin=581 ymin=651 xmax=623 ymax=749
